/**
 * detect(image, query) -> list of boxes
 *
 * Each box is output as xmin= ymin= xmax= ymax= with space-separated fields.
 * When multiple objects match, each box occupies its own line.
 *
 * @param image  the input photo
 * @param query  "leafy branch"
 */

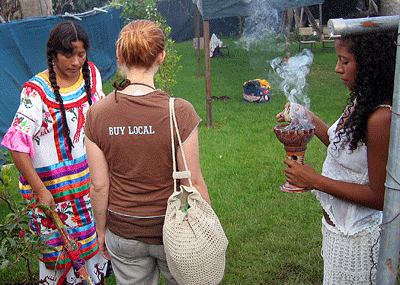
xmin=0 ymin=167 xmax=53 ymax=281
xmin=112 ymin=0 xmax=182 ymax=94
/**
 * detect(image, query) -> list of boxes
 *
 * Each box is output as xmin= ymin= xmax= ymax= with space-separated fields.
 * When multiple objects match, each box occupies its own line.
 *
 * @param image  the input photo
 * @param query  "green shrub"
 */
xmin=112 ymin=0 xmax=182 ymax=94
xmin=0 ymin=167 xmax=50 ymax=279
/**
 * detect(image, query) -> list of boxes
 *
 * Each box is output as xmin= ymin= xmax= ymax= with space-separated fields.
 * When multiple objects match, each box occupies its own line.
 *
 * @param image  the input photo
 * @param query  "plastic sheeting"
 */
xmin=0 ymin=7 xmax=121 ymax=142
xmin=192 ymin=0 xmax=325 ymax=20
xmin=193 ymin=0 xmax=250 ymax=20
xmin=268 ymin=0 xmax=325 ymax=11
xmin=157 ymin=0 xmax=242 ymax=43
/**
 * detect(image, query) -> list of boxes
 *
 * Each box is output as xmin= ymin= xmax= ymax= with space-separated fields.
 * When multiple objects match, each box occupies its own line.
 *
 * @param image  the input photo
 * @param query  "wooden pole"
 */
xmin=300 ymin=7 xmax=304 ymax=27
xmin=279 ymin=10 xmax=286 ymax=33
xmin=304 ymin=6 xmax=323 ymax=40
xmin=294 ymin=8 xmax=301 ymax=29
xmin=194 ymin=4 xmax=201 ymax=77
xmin=203 ymin=20 xmax=212 ymax=128
xmin=285 ymin=10 xmax=293 ymax=60
xmin=319 ymin=4 xmax=323 ymax=35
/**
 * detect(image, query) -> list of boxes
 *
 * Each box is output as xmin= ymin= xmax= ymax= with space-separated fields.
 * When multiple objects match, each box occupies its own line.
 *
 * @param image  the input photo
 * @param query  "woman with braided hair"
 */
xmin=1 ymin=21 xmax=108 ymax=284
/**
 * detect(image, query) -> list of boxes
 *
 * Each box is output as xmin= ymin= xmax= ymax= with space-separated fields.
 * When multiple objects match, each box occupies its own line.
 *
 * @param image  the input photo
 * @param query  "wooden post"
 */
xmin=203 ymin=20 xmax=212 ymax=128
xmin=285 ymin=10 xmax=293 ymax=60
xmin=300 ymin=7 xmax=304 ymax=27
xmin=319 ymin=4 xmax=323 ymax=35
xmin=304 ymin=6 xmax=323 ymax=40
xmin=369 ymin=0 xmax=378 ymax=13
xmin=294 ymin=8 xmax=301 ymax=29
xmin=194 ymin=4 xmax=202 ymax=77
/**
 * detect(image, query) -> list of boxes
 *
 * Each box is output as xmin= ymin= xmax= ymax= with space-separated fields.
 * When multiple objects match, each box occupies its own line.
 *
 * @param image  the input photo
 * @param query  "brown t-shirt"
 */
xmin=85 ymin=90 xmax=201 ymax=243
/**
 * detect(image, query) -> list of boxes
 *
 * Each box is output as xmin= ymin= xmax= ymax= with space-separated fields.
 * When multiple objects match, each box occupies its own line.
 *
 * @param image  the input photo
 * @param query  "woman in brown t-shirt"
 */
xmin=85 ymin=20 xmax=210 ymax=285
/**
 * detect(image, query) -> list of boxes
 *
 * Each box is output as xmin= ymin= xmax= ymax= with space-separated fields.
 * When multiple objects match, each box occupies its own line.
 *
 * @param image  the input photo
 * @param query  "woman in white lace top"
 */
xmin=276 ymin=13 xmax=397 ymax=284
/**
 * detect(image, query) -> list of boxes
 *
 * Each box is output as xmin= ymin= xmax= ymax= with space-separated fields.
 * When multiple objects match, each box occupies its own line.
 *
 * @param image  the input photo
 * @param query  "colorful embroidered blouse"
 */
xmin=1 ymin=62 xmax=105 ymax=269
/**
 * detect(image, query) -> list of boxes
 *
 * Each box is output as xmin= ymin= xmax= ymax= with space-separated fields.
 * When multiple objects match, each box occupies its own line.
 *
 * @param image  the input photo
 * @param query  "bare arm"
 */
xmin=85 ymin=138 xmax=111 ymax=260
xmin=276 ymin=102 xmax=330 ymax=146
xmin=9 ymin=150 xmax=55 ymax=209
xmin=309 ymin=111 xmax=330 ymax=147
xmin=177 ymin=127 xmax=211 ymax=205
xmin=283 ymin=107 xmax=391 ymax=210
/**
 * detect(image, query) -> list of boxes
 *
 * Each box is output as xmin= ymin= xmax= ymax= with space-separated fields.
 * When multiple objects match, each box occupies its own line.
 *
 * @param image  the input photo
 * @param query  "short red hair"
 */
xmin=117 ymin=20 xmax=165 ymax=69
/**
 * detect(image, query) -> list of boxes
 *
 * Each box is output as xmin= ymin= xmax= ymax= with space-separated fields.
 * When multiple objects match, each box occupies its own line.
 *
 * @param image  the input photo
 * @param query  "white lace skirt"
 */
xmin=321 ymin=222 xmax=381 ymax=285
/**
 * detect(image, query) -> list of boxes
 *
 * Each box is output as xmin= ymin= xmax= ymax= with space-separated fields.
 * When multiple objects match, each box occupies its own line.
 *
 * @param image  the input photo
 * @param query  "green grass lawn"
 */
xmin=1 ymin=39 xmax=352 ymax=284
xmin=165 ymin=39 xmax=347 ymax=284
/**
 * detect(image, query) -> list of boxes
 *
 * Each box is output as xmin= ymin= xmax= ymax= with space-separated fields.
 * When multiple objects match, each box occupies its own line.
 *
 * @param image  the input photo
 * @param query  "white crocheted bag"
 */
xmin=163 ymin=98 xmax=229 ymax=285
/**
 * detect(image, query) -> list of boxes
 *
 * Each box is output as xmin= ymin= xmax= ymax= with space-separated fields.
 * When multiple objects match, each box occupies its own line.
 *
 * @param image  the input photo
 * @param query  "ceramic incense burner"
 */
xmin=273 ymin=123 xmax=316 ymax=192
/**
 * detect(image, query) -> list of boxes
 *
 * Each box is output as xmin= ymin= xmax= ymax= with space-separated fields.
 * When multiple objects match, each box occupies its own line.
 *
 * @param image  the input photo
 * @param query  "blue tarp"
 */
xmin=195 ymin=0 xmax=250 ymax=20
xmin=268 ymin=0 xmax=325 ymax=11
xmin=157 ymin=0 xmax=242 ymax=43
xmin=0 ymin=6 xmax=121 ymax=142
xmin=192 ymin=0 xmax=325 ymax=20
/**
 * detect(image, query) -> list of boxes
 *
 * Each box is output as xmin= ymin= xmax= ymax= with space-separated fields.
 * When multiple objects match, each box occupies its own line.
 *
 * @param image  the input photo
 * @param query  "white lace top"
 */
xmin=312 ymin=113 xmax=383 ymax=236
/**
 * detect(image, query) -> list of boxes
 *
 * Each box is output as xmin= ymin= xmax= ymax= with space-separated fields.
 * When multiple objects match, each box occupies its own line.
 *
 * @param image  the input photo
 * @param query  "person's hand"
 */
xmin=276 ymin=102 xmax=291 ymax=122
xmin=96 ymin=231 xmax=111 ymax=260
xmin=36 ymin=189 xmax=56 ymax=217
xmin=37 ymin=190 xmax=55 ymax=207
xmin=283 ymin=158 xmax=318 ymax=189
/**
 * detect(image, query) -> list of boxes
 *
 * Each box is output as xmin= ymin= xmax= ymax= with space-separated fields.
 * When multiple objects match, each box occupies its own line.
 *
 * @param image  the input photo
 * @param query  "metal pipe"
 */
xmin=376 ymin=23 xmax=400 ymax=285
xmin=327 ymin=15 xmax=398 ymax=37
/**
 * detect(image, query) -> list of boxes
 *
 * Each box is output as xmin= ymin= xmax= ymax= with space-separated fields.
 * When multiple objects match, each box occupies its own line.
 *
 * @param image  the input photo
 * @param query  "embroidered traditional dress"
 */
xmin=1 ymin=62 xmax=108 ymax=284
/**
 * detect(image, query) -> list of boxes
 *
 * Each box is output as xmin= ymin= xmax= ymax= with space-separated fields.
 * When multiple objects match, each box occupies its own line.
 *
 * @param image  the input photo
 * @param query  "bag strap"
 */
xmin=169 ymin=98 xmax=193 ymax=190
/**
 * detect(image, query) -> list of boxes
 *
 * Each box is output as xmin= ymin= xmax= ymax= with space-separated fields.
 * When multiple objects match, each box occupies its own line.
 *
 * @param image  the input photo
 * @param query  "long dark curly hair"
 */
xmin=336 ymin=15 xmax=397 ymax=151
xmin=46 ymin=21 xmax=92 ymax=151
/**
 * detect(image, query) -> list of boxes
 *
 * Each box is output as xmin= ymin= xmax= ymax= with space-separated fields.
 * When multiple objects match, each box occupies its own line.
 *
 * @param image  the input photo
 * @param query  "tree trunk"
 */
xmin=380 ymin=0 xmax=400 ymax=15
xmin=19 ymin=0 xmax=53 ymax=19
xmin=0 ymin=0 xmax=21 ymax=22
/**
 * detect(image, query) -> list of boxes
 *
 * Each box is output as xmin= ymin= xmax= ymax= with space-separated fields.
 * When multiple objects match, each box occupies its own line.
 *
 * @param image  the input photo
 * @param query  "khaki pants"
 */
xmin=105 ymin=229 xmax=178 ymax=285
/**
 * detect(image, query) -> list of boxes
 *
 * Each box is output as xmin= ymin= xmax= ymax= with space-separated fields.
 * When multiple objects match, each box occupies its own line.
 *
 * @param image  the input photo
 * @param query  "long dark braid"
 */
xmin=46 ymin=21 xmax=92 ymax=152
xmin=47 ymin=53 xmax=74 ymax=151
xmin=82 ymin=60 xmax=93 ymax=106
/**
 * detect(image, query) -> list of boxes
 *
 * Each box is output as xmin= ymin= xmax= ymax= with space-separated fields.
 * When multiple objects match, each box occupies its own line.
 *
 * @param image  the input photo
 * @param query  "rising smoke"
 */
xmin=269 ymin=49 xmax=314 ymax=109
xmin=235 ymin=0 xmax=283 ymax=52
xmin=236 ymin=0 xmax=315 ymax=127
xmin=269 ymin=49 xmax=315 ymax=127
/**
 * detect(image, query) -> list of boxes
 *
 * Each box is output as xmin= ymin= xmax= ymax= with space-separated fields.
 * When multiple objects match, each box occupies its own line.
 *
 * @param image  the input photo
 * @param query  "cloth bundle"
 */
xmin=243 ymin=79 xmax=271 ymax=103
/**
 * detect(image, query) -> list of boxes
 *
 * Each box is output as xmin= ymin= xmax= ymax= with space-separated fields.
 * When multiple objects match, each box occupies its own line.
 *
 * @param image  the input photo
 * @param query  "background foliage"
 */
xmin=0 ymin=0 xmax=112 ymax=21
xmin=0 ymin=162 xmax=50 ymax=284
xmin=0 ymin=0 xmax=21 ymax=21
xmin=112 ymin=0 xmax=182 ymax=94
xmin=52 ymin=0 xmax=110 ymax=15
